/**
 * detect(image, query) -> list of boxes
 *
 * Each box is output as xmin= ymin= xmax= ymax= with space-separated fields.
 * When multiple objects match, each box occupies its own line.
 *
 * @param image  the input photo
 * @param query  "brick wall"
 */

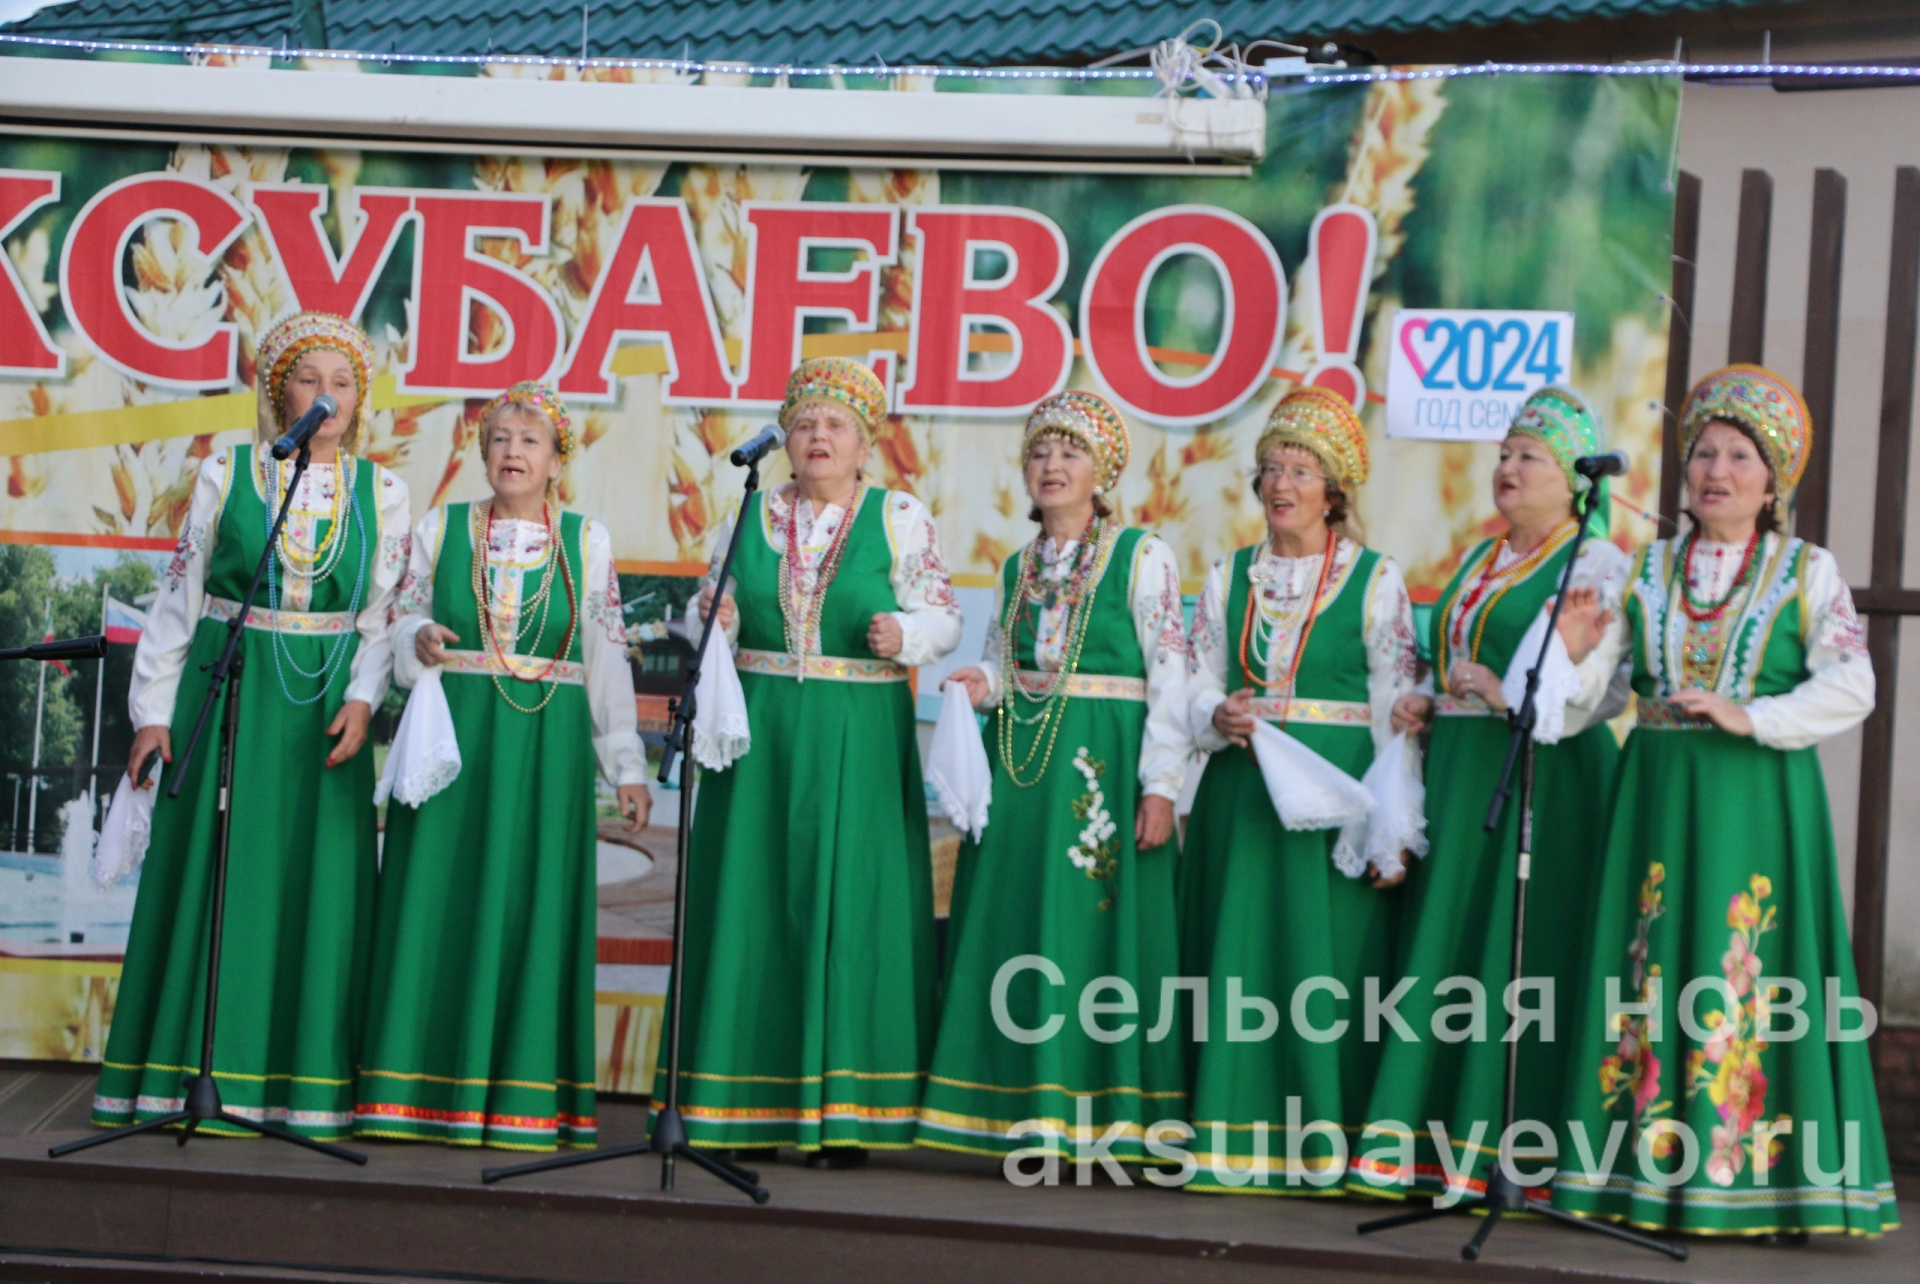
xmin=1880 ymin=1027 xmax=1920 ymax=1168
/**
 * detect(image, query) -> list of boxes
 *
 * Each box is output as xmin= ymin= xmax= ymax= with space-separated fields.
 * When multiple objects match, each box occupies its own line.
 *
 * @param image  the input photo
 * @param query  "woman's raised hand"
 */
xmin=1555 ymin=586 xmax=1614 ymax=665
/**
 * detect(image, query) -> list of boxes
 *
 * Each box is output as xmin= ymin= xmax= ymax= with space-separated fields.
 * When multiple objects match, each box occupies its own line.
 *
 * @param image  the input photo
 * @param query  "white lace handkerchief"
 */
xmin=376 ymin=665 xmax=462 ymax=808
xmin=93 ymin=763 xmax=159 ymax=887
xmin=692 ymin=640 xmax=752 ymax=771
xmin=1250 ymin=720 xmax=1376 ymax=875
xmin=926 ymin=681 xmax=992 ymax=841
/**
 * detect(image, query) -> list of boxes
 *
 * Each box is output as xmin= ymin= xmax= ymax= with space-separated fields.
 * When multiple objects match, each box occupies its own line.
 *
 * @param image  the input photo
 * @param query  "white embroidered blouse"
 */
xmin=689 ymin=484 xmax=964 ymax=668
xmin=1571 ymin=533 xmax=1874 ymax=751
xmin=129 ymin=449 xmax=411 ymax=731
xmin=389 ymin=506 xmax=647 ymax=787
xmin=971 ymin=531 xmax=1192 ymax=801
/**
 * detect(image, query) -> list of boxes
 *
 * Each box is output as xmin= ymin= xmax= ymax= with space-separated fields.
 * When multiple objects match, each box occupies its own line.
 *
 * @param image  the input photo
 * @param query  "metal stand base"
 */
xmin=49 ymin=1071 xmax=366 ymax=1164
xmin=1358 ymin=1171 xmax=1685 ymax=1261
xmin=480 ymin=1105 xmax=767 ymax=1201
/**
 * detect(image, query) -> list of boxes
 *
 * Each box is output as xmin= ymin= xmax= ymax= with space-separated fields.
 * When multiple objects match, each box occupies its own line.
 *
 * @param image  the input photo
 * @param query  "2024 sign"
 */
xmin=1385 ymin=309 xmax=1574 ymax=441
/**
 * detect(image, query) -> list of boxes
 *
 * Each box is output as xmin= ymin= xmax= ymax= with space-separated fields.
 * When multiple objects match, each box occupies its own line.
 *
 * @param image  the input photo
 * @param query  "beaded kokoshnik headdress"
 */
xmin=479 ymin=381 xmax=576 ymax=463
xmin=1256 ymin=386 xmax=1370 ymax=489
xmin=1021 ymin=390 xmax=1132 ymax=494
xmin=255 ymin=311 xmax=376 ymax=452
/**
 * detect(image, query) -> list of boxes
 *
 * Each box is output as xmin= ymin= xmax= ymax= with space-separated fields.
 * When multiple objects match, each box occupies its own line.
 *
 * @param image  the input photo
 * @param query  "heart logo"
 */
xmin=1398 ymin=317 xmax=1431 ymax=381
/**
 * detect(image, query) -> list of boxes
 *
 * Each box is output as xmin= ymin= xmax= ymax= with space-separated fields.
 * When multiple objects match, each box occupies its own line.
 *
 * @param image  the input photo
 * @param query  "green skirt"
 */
xmin=1180 ymin=736 xmax=1399 ymax=1195
xmin=670 ymin=669 xmax=937 ymax=1151
xmin=353 ymin=676 xmax=599 ymax=1151
xmin=1349 ymin=715 xmax=1617 ymax=1200
xmin=92 ymin=621 xmax=377 ymax=1141
xmin=916 ymin=696 xmax=1185 ymax=1161
xmin=1550 ymin=728 xmax=1900 ymax=1236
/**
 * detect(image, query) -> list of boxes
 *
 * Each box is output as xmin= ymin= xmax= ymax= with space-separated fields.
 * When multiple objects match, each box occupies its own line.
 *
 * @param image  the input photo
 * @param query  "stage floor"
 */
xmin=0 ymin=1065 xmax=1911 ymax=1284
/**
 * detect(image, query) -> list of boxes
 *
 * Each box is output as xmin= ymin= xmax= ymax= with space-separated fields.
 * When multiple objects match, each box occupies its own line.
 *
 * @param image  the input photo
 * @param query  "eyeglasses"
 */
xmin=1257 ymin=463 xmax=1327 ymax=487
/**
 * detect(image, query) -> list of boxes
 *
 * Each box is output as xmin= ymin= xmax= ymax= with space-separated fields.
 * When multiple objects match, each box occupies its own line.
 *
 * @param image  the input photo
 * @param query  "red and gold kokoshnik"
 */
xmin=255 ymin=310 xmax=376 ymax=445
xmin=1680 ymin=363 xmax=1812 ymax=499
xmin=779 ymin=356 xmax=889 ymax=439
xmin=1256 ymin=385 xmax=1369 ymax=489
xmin=1021 ymin=390 xmax=1132 ymax=493
xmin=480 ymin=380 xmax=576 ymax=462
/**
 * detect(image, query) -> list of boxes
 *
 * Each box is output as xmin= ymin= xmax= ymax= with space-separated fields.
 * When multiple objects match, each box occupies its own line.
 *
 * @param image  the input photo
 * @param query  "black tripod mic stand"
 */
xmin=481 ymin=457 xmax=769 ymax=1203
xmin=1355 ymin=485 xmax=1682 ymax=1262
xmin=50 ymin=442 xmax=365 ymax=1165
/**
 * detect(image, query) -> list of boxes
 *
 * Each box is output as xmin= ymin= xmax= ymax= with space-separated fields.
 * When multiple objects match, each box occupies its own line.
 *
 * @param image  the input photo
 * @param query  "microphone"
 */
xmin=0 ymin=634 xmax=108 ymax=663
xmin=271 ymin=394 xmax=338 ymax=461
xmin=729 ymin=425 xmax=787 ymax=467
xmin=1574 ymin=450 xmax=1630 ymax=479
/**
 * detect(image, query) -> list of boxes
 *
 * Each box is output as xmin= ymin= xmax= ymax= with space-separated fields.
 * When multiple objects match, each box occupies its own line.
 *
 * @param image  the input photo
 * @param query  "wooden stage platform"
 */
xmin=0 ymin=1065 xmax=1910 ymax=1284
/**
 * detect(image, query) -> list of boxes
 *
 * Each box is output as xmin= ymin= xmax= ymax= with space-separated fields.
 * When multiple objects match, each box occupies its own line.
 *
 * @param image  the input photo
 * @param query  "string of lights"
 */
xmin=0 ymin=32 xmax=1915 ymax=86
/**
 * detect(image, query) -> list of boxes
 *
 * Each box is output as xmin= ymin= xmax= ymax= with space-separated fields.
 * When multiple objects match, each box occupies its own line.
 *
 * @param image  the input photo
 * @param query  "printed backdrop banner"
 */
xmin=0 ymin=72 xmax=1678 ymax=593
xmin=0 ymin=71 xmax=1678 ymax=1080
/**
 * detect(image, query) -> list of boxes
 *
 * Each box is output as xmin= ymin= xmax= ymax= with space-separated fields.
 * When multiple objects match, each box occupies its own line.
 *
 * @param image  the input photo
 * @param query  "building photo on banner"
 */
xmin=0 ymin=0 xmax=1913 ymax=1275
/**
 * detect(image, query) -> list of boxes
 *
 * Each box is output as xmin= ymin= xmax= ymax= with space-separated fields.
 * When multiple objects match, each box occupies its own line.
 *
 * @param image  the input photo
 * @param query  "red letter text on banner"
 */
xmin=402 ymin=192 xmax=562 ymax=396
xmin=1079 ymin=205 xmax=1285 ymax=426
xmin=59 ymin=174 xmax=250 ymax=389
xmin=250 ymin=185 xmax=413 ymax=324
xmin=734 ymin=203 xmax=899 ymax=406
xmin=898 ymin=207 xmax=1071 ymax=415
xmin=0 ymin=170 xmax=64 ymax=376
xmin=558 ymin=198 xmax=733 ymax=404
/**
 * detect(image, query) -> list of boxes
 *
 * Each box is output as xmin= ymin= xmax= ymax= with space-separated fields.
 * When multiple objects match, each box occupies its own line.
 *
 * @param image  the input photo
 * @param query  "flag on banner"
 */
xmin=39 ymin=623 xmax=70 ymax=677
xmin=103 ymin=596 xmax=146 ymax=646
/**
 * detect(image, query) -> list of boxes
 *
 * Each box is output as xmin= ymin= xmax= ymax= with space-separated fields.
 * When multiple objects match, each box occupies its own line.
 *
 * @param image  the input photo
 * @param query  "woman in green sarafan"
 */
xmin=1182 ymin=387 xmax=1421 ymax=1194
xmin=916 ymin=391 xmax=1190 ymax=1164
xmin=98 ymin=312 xmax=412 ymax=1139
xmin=1349 ymin=387 xmax=1630 ymax=1202
xmin=354 ymin=382 xmax=650 ymax=1150
xmin=1551 ymin=365 xmax=1898 ymax=1237
xmin=677 ymin=357 xmax=962 ymax=1168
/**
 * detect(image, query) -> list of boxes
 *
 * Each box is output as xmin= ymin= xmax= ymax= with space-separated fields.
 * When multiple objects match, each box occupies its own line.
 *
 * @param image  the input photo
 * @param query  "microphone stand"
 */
xmin=1357 ymin=484 xmax=1682 ymax=1261
xmin=482 ymin=456 xmax=769 ymax=1203
xmin=50 ymin=441 xmax=366 ymax=1165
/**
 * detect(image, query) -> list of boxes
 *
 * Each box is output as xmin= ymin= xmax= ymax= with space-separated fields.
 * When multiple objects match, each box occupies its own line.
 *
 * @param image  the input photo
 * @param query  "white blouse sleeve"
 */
xmin=1187 ymin=557 xmax=1233 ymax=753
xmin=884 ymin=491 xmax=964 ymax=669
xmin=129 ymin=452 xmax=227 ymax=731
xmin=1500 ymin=537 xmax=1633 ymax=743
xmin=1746 ymin=546 xmax=1876 ymax=750
xmin=1364 ymin=556 xmax=1421 ymax=753
xmin=974 ymin=575 xmax=1008 ymax=709
xmin=1131 ymin=535 xmax=1192 ymax=801
xmin=685 ymin=511 xmax=741 ymax=655
xmin=581 ymin=520 xmax=647 ymax=786
xmin=388 ymin=507 xmax=443 ymax=692
xmin=342 ymin=466 xmax=411 ymax=710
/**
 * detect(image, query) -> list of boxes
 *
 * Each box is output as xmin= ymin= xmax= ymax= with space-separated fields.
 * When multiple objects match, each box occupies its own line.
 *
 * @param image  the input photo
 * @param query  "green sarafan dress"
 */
xmin=1350 ymin=532 xmax=1626 ymax=1201
xmin=916 ymin=527 xmax=1190 ymax=1161
xmin=95 ymin=444 xmax=408 ymax=1140
xmin=355 ymin=503 xmax=641 ymax=1150
xmin=1181 ymin=537 xmax=1419 ymax=1194
xmin=1552 ymin=533 xmax=1900 ymax=1236
xmin=673 ymin=484 xmax=959 ymax=1151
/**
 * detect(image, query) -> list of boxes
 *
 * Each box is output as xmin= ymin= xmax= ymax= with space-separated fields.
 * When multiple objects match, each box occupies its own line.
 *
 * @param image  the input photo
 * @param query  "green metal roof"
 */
xmin=3 ymin=0 xmax=1777 ymax=66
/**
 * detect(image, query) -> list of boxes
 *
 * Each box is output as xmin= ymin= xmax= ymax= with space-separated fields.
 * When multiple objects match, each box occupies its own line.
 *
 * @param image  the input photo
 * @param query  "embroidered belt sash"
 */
xmin=1435 ymin=693 xmax=1496 ymax=718
xmin=1011 ymin=670 xmax=1147 ymax=702
xmin=736 ymin=648 xmax=908 ymax=684
xmin=204 ymin=595 xmax=354 ymax=635
xmin=1249 ymin=695 xmax=1372 ymax=725
xmin=440 ymin=648 xmax=586 ymax=686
